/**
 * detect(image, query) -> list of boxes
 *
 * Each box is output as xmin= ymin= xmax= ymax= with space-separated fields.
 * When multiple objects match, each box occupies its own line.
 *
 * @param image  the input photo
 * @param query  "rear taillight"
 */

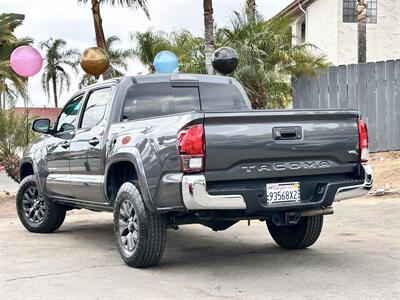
xmin=177 ymin=124 xmax=205 ymax=173
xmin=357 ymin=119 xmax=368 ymax=163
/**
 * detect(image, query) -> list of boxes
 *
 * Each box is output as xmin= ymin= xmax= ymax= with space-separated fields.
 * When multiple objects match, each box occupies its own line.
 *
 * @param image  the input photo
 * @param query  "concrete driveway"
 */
xmin=1 ymin=196 xmax=399 ymax=299
xmin=0 ymin=171 xmax=18 ymax=193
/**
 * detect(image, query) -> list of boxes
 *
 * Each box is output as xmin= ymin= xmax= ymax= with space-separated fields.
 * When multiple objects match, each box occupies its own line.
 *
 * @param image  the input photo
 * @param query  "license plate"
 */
xmin=266 ymin=182 xmax=301 ymax=204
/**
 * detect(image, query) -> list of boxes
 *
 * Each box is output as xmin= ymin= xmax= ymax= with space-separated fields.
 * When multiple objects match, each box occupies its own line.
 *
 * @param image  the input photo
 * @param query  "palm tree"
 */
xmin=203 ymin=0 xmax=214 ymax=74
xmin=0 ymin=14 xmax=29 ymax=60
xmin=105 ymin=35 xmax=133 ymax=77
xmin=131 ymin=31 xmax=172 ymax=73
xmin=0 ymin=61 xmax=27 ymax=107
xmin=0 ymin=13 xmax=32 ymax=108
xmin=171 ymin=30 xmax=206 ymax=74
xmin=79 ymin=35 xmax=133 ymax=87
xmin=132 ymin=30 xmax=205 ymax=74
xmin=133 ymin=9 xmax=327 ymax=109
xmin=0 ymin=13 xmax=33 ymax=181
xmin=39 ymin=38 xmax=80 ymax=107
xmin=216 ymin=9 xmax=327 ymax=108
xmin=77 ymin=0 xmax=149 ymax=79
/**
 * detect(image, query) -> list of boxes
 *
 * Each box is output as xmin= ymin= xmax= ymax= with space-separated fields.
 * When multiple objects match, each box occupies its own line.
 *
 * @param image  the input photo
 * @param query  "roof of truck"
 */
xmin=77 ymin=73 xmax=234 ymax=94
xmin=131 ymin=73 xmax=232 ymax=85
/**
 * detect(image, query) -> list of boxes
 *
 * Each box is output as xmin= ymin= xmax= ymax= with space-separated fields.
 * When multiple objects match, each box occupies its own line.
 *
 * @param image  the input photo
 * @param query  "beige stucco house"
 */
xmin=277 ymin=0 xmax=400 ymax=65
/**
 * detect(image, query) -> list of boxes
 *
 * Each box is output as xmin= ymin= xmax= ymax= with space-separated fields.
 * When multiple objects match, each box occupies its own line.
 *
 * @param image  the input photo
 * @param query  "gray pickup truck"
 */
xmin=17 ymin=73 xmax=372 ymax=268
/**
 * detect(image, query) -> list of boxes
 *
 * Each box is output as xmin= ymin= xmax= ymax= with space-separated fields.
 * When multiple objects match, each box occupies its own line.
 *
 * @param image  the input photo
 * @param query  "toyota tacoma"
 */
xmin=17 ymin=73 xmax=373 ymax=267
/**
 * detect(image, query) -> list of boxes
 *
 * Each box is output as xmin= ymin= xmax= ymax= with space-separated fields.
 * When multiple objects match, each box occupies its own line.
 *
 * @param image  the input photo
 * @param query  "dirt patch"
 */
xmin=368 ymin=151 xmax=400 ymax=190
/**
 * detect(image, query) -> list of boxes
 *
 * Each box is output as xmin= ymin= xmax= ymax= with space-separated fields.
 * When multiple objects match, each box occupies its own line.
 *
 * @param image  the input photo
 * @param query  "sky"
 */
xmin=1 ymin=0 xmax=292 ymax=108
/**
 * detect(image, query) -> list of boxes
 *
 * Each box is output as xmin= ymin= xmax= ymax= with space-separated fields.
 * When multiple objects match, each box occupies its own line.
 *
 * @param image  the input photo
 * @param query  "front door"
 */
xmin=45 ymin=94 xmax=84 ymax=198
xmin=69 ymin=87 xmax=113 ymax=203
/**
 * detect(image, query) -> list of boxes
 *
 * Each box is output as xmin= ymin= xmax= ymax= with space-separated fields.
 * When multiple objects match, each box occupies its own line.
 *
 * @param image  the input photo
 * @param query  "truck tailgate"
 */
xmin=204 ymin=110 xmax=360 ymax=182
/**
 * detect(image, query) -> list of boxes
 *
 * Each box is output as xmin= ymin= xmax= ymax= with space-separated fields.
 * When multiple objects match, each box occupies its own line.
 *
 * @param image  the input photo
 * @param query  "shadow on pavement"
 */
xmin=52 ymin=218 xmax=349 ymax=271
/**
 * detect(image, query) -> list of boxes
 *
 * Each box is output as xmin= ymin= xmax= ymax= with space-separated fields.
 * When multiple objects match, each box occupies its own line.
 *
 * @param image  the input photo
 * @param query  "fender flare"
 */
xmin=20 ymin=156 xmax=35 ymax=177
xmin=19 ymin=157 xmax=44 ymax=193
xmin=104 ymin=149 xmax=156 ymax=212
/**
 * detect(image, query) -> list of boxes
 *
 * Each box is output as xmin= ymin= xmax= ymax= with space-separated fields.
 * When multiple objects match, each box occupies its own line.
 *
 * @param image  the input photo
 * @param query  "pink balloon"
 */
xmin=10 ymin=46 xmax=43 ymax=77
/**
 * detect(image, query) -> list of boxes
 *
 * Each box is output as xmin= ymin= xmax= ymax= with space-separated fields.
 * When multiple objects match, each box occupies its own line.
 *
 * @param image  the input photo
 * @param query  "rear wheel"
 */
xmin=266 ymin=215 xmax=323 ymax=249
xmin=113 ymin=182 xmax=167 ymax=268
xmin=16 ymin=175 xmax=66 ymax=233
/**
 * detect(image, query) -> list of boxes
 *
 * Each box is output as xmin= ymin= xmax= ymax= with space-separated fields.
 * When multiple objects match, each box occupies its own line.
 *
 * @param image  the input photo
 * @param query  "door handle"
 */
xmin=89 ymin=137 xmax=100 ymax=146
xmin=61 ymin=141 xmax=70 ymax=149
xmin=273 ymin=127 xmax=302 ymax=140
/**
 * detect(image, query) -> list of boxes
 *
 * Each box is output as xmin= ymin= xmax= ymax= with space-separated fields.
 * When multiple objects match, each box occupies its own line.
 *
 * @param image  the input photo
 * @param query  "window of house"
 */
xmin=343 ymin=0 xmax=377 ymax=24
xmin=301 ymin=21 xmax=306 ymax=43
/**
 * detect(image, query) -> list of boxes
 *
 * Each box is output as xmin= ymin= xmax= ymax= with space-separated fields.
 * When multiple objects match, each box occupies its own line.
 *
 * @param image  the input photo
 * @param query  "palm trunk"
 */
xmin=246 ymin=0 xmax=256 ymax=14
xmin=203 ymin=0 xmax=215 ymax=75
xmin=357 ymin=21 xmax=366 ymax=63
xmin=91 ymin=0 xmax=112 ymax=79
xmin=52 ymin=75 xmax=58 ymax=108
xmin=252 ymin=82 xmax=268 ymax=109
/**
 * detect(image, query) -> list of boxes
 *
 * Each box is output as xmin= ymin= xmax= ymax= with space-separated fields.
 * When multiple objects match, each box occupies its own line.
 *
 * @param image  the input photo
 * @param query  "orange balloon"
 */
xmin=80 ymin=47 xmax=110 ymax=76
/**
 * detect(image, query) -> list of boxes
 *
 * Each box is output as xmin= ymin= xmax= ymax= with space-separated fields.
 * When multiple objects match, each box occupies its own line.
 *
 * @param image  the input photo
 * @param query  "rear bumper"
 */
xmin=181 ymin=165 xmax=373 ymax=211
xmin=334 ymin=164 xmax=373 ymax=201
xmin=182 ymin=175 xmax=246 ymax=209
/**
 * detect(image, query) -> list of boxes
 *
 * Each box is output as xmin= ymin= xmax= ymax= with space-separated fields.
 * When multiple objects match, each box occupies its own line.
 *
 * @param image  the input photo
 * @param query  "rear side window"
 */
xmin=200 ymin=83 xmax=250 ymax=111
xmin=122 ymin=83 xmax=200 ymax=120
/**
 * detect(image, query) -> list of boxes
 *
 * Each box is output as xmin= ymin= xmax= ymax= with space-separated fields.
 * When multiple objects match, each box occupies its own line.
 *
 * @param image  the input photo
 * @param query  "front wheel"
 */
xmin=16 ymin=175 xmax=66 ymax=233
xmin=113 ymin=182 xmax=167 ymax=268
xmin=266 ymin=215 xmax=323 ymax=249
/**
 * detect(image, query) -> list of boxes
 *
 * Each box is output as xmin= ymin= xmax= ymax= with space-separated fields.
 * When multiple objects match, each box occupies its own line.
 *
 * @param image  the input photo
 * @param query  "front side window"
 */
xmin=122 ymin=83 xmax=200 ymax=121
xmin=80 ymin=87 xmax=113 ymax=129
xmin=56 ymin=95 xmax=83 ymax=132
xmin=343 ymin=0 xmax=377 ymax=23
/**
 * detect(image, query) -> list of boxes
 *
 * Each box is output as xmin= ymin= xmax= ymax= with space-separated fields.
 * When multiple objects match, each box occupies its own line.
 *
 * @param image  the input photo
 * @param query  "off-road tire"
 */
xmin=113 ymin=182 xmax=167 ymax=268
xmin=16 ymin=175 xmax=66 ymax=233
xmin=266 ymin=215 xmax=323 ymax=249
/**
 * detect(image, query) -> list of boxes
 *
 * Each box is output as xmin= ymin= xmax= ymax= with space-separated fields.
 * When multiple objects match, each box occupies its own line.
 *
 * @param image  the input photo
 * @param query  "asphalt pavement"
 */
xmin=1 ymin=196 xmax=399 ymax=299
xmin=0 ymin=171 xmax=18 ymax=193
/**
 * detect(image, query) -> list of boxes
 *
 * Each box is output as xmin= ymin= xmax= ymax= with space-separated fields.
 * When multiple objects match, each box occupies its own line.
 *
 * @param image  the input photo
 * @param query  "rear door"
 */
xmin=203 ymin=110 xmax=360 ymax=182
xmin=69 ymin=87 xmax=113 ymax=203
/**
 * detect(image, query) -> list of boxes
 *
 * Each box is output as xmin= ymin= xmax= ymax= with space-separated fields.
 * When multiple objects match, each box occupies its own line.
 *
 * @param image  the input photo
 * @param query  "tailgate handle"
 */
xmin=273 ymin=127 xmax=302 ymax=140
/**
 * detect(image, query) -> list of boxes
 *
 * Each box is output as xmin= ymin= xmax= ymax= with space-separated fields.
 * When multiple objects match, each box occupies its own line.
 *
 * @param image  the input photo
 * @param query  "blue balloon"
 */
xmin=153 ymin=51 xmax=179 ymax=73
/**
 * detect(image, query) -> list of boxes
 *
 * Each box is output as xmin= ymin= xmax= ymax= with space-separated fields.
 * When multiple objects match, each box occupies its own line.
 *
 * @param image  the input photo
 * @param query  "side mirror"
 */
xmin=32 ymin=118 xmax=51 ymax=133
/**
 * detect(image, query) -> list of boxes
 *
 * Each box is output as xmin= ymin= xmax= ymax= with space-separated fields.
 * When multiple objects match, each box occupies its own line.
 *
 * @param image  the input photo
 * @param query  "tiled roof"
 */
xmin=14 ymin=107 xmax=62 ymax=123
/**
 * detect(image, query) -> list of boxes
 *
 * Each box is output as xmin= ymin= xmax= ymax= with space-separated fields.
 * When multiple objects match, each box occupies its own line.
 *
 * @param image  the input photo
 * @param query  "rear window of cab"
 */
xmin=122 ymin=82 xmax=249 ymax=121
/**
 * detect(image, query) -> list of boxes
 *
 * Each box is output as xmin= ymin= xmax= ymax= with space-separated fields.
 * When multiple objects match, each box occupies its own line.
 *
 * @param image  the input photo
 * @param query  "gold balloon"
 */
xmin=80 ymin=47 xmax=110 ymax=76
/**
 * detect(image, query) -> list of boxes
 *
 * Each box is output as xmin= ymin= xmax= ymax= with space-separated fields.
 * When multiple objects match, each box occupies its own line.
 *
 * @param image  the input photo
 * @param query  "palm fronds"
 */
xmin=78 ymin=0 xmax=149 ymax=17
xmin=40 ymin=38 xmax=80 ymax=107
xmin=0 ymin=14 xmax=32 ymax=106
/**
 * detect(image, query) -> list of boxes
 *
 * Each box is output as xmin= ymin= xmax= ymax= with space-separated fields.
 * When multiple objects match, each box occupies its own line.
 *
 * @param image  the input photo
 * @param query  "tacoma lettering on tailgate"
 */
xmin=241 ymin=161 xmax=330 ymax=173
